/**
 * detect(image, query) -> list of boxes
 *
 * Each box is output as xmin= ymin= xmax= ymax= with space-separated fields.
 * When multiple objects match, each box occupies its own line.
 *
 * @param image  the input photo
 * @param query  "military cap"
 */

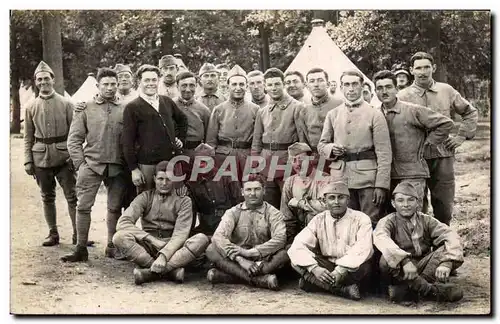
xmin=159 ymin=55 xmax=178 ymax=68
xmin=288 ymin=142 xmax=312 ymax=157
xmin=198 ymin=63 xmax=218 ymax=77
xmin=114 ymin=64 xmax=133 ymax=75
xmin=216 ymin=63 xmax=230 ymax=70
xmin=194 ymin=143 xmax=215 ymax=157
xmin=391 ymin=63 xmax=410 ymax=77
xmin=320 ymin=181 xmax=350 ymax=197
xmin=227 ymin=64 xmax=247 ymax=82
xmin=34 ymin=61 xmax=54 ymax=78
xmin=392 ymin=182 xmax=419 ymax=199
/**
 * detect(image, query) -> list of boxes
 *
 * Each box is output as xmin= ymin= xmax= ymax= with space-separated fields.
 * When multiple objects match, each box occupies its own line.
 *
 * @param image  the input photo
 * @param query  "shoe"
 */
xmin=133 ymin=268 xmax=161 ymax=285
xmin=388 ymin=284 xmax=410 ymax=302
xmin=61 ymin=245 xmax=88 ymax=262
xmin=298 ymin=277 xmax=323 ymax=293
xmin=105 ymin=243 xmax=117 ymax=259
xmin=72 ymin=233 xmax=95 ymax=246
xmin=339 ymin=284 xmax=361 ymax=301
xmin=450 ymin=268 xmax=458 ymax=277
xmin=207 ymin=268 xmax=238 ymax=284
xmin=167 ymin=268 xmax=185 ymax=283
xmin=430 ymin=283 xmax=464 ymax=302
xmin=42 ymin=230 xmax=59 ymax=247
xmin=251 ymin=274 xmax=279 ymax=291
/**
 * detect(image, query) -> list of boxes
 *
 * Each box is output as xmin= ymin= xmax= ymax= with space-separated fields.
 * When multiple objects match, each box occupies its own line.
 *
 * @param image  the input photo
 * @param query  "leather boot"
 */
xmin=42 ymin=229 xmax=59 ymax=247
xmin=427 ymin=283 xmax=464 ymax=302
xmin=388 ymin=284 xmax=411 ymax=302
xmin=213 ymin=258 xmax=253 ymax=284
xmin=61 ymin=245 xmax=88 ymax=262
xmin=166 ymin=268 xmax=185 ymax=283
xmin=339 ymin=284 xmax=361 ymax=301
xmin=251 ymin=274 xmax=279 ymax=291
xmin=133 ymin=268 xmax=162 ymax=285
xmin=207 ymin=268 xmax=240 ymax=284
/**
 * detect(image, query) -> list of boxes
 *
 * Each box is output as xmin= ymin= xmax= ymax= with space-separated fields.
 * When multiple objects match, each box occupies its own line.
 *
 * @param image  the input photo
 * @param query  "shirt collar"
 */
xmin=382 ymin=99 xmax=401 ymax=114
xmin=38 ymin=90 xmax=55 ymax=100
xmin=410 ymin=80 xmax=438 ymax=97
xmin=230 ymin=98 xmax=245 ymax=108
xmin=140 ymin=92 xmax=159 ymax=104
xmin=269 ymin=94 xmax=293 ymax=111
xmin=239 ymin=202 xmax=266 ymax=214
xmin=94 ymin=93 xmax=120 ymax=105
xmin=201 ymin=89 xmax=220 ymax=98
xmin=252 ymin=94 xmax=267 ymax=105
xmin=344 ymin=96 xmax=364 ymax=108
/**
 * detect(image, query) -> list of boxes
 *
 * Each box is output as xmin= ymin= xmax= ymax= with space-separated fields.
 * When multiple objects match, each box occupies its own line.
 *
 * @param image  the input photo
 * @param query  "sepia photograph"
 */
xmin=9 ymin=9 xmax=491 ymax=315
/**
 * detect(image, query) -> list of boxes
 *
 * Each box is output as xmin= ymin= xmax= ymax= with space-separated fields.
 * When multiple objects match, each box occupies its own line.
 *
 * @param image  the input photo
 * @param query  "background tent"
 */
xmin=286 ymin=19 xmax=381 ymax=106
xmin=71 ymin=74 xmax=98 ymax=104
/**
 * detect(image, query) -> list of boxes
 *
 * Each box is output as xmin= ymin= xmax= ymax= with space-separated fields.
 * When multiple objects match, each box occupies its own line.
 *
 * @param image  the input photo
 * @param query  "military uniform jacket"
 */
xmin=318 ymin=101 xmax=392 ymax=190
xmin=24 ymin=92 xmax=74 ymax=168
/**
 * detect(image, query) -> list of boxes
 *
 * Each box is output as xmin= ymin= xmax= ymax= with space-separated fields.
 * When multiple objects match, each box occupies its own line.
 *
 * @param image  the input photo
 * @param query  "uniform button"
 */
xmin=347 ymin=120 xmax=351 ymax=123
xmin=212 ymin=200 xmax=215 ymax=203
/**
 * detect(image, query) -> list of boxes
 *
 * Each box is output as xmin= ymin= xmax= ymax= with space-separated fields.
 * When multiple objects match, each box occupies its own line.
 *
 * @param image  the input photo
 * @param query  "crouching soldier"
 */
xmin=287 ymin=181 xmax=373 ymax=300
xmin=374 ymin=182 xmax=464 ymax=303
xmin=112 ymin=161 xmax=210 ymax=285
xmin=205 ymin=174 xmax=289 ymax=290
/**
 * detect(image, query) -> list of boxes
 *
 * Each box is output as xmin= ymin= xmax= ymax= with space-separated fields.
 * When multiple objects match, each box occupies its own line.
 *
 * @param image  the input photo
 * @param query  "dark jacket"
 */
xmin=122 ymin=95 xmax=188 ymax=170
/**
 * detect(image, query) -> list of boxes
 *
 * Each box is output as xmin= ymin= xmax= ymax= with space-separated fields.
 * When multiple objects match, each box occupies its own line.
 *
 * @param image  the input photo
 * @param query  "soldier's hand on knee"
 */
xmin=131 ymin=168 xmax=145 ymax=186
xmin=402 ymin=261 xmax=418 ymax=281
xmin=435 ymin=265 xmax=451 ymax=283
xmin=24 ymin=162 xmax=35 ymax=176
xmin=150 ymin=254 xmax=168 ymax=273
xmin=312 ymin=266 xmax=335 ymax=286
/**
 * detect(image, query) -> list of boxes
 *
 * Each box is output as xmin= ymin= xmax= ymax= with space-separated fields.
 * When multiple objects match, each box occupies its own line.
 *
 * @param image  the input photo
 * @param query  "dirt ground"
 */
xmin=10 ymin=122 xmax=491 ymax=315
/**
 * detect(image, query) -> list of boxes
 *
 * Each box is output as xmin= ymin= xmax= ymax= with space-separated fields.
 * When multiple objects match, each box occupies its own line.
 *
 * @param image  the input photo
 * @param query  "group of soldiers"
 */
xmin=23 ymin=49 xmax=478 ymax=304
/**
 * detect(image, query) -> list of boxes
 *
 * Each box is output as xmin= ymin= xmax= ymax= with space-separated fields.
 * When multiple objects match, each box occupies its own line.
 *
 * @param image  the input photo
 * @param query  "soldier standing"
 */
xmin=157 ymin=55 xmax=180 ymax=99
xmin=24 ymin=61 xmax=79 ymax=247
xmin=197 ymin=63 xmax=226 ymax=111
xmin=247 ymin=70 xmax=271 ymax=109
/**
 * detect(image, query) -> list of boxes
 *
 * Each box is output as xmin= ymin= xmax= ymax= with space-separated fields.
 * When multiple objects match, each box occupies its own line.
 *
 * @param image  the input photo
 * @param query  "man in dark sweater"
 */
xmin=122 ymin=64 xmax=188 ymax=194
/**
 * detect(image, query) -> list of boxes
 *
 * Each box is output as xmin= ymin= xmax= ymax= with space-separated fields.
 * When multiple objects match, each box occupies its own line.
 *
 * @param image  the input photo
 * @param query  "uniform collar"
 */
xmin=410 ymin=80 xmax=438 ymax=97
xmin=382 ymin=99 xmax=401 ymax=114
xmin=230 ymin=98 xmax=245 ymax=108
xmin=344 ymin=96 xmax=364 ymax=108
xmin=38 ymin=90 xmax=56 ymax=100
xmin=252 ymin=94 xmax=267 ymax=105
xmin=95 ymin=93 xmax=120 ymax=105
xmin=311 ymin=93 xmax=330 ymax=106
xmin=201 ymin=89 xmax=220 ymax=98
xmin=177 ymin=97 xmax=195 ymax=106
xmin=269 ymin=94 xmax=293 ymax=112
xmin=239 ymin=202 xmax=266 ymax=214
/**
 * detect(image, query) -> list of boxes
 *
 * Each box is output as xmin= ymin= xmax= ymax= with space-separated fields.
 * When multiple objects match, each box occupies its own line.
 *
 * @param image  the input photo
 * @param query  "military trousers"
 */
xmin=423 ymin=157 xmax=455 ymax=225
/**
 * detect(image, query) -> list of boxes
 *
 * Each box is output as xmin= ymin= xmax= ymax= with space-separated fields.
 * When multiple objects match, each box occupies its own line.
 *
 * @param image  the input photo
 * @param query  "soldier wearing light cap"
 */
xmin=216 ymin=63 xmax=230 ymax=98
xmin=196 ymin=63 xmax=226 ymax=111
xmin=373 ymin=181 xmax=465 ymax=303
xmin=280 ymin=142 xmax=330 ymax=244
xmin=114 ymin=63 xmax=138 ymax=105
xmin=23 ymin=61 xmax=81 ymax=247
xmin=158 ymin=54 xmax=180 ymax=99
xmin=287 ymin=178 xmax=373 ymax=300
xmin=206 ymin=64 xmax=260 ymax=181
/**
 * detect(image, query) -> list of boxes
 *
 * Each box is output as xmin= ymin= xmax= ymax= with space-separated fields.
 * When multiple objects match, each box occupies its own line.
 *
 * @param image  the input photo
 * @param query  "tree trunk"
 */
xmin=427 ymin=11 xmax=447 ymax=83
xmin=42 ymin=11 xmax=64 ymax=95
xmin=260 ymin=25 xmax=270 ymax=71
xmin=161 ymin=17 xmax=173 ymax=55
xmin=10 ymin=21 xmax=21 ymax=134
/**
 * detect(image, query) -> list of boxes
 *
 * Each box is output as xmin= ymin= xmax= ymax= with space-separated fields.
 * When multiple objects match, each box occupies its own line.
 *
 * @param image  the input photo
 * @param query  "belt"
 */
xmin=218 ymin=139 xmax=252 ymax=149
xmin=262 ymin=142 xmax=294 ymax=151
xmin=35 ymin=135 xmax=68 ymax=144
xmin=343 ymin=149 xmax=377 ymax=162
xmin=184 ymin=141 xmax=203 ymax=150
xmin=146 ymin=229 xmax=172 ymax=239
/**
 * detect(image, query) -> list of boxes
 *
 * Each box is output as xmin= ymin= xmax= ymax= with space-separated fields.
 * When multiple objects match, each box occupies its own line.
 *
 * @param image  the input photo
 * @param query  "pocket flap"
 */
xmin=328 ymin=160 xmax=344 ymax=170
xmin=55 ymin=141 xmax=68 ymax=150
xmin=355 ymin=159 xmax=377 ymax=170
xmin=31 ymin=143 xmax=46 ymax=153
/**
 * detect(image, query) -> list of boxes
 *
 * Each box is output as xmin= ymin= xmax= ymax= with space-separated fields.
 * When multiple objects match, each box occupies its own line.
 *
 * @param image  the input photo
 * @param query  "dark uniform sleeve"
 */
xmin=171 ymin=100 xmax=188 ymax=143
xmin=122 ymin=104 xmax=139 ymax=171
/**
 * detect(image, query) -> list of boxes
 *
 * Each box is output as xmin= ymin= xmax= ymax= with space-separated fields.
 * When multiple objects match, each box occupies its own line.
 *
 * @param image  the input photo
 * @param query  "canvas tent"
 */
xmin=285 ymin=19 xmax=381 ymax=106
xmin=71 ymin=74 xmax=98 ymax=104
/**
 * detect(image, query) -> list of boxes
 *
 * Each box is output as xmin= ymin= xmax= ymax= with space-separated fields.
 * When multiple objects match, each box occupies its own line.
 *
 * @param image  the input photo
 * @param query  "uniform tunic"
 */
xmin=173 ymin=97 xmax=211 ymax=143
xmin=374 ymin=212 xmax=464 ymax=269
xmin=158 ymin=81 xmax=179 ymax=99
xmin=398 ymin=81 xmax=478 ymax=159
xmin=198 ymin=90 xmax=226 ymax=112
xmin=24 ymin=92 xmax=74 ymax=168
xmin=212 ymin=202 xmax=286 ymax=260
